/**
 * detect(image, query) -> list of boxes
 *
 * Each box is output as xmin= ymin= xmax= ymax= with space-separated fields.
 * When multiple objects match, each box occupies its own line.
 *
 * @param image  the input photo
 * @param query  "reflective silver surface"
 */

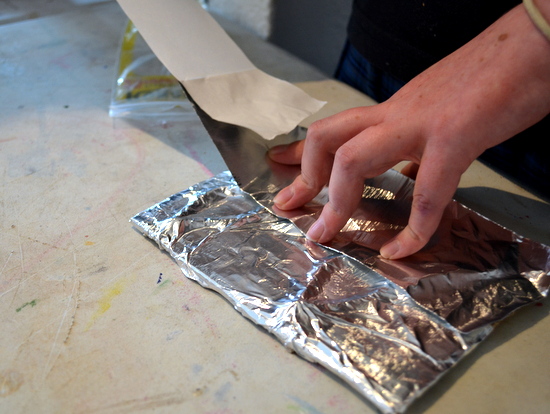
xmin=131 ymin=169 xmax=549 ymax=414
xmin=191 ymin=101 xmax=549 ymax=333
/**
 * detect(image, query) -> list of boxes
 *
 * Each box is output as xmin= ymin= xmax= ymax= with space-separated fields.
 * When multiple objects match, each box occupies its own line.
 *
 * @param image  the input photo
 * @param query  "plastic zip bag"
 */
xmin=109 ymin=20 xmax=195 ymax=119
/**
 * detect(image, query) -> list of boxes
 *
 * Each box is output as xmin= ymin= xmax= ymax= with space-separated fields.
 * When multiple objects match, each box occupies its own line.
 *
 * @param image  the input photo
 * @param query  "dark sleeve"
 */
xmin=348 ymin=0 xmax=521 ymax=82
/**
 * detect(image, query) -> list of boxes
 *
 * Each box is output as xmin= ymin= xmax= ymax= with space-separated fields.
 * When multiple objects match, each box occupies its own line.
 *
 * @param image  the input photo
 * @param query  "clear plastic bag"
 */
xmin=109 ymin=20 xmax=195 ymax=119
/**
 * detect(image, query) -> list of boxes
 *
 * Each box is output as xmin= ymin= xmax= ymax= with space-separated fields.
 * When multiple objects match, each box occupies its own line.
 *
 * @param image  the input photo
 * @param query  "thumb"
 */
xmin=267 ymin=140 xmax=305 ymax=165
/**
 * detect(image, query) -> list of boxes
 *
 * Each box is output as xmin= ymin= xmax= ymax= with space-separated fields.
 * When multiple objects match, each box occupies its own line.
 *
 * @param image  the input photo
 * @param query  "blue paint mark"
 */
xmin=214 ymin=381 xmax=232 ymax=401
xmin=192 ymin=364 xmax=203 ymax=374
xmin=287 ymin=395 xmax=325 ymax=414
xmin=37 ymin=39 xmax=67 ymax=50
xmin=166 ymin=330 xmax=183 ymax=341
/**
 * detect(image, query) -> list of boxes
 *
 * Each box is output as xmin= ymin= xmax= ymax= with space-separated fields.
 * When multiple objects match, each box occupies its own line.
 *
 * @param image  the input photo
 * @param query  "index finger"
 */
xmin=276 ymin=106 xmax=383 ymax=211
xmin=306 ymin=124 xmax=414 ymax=243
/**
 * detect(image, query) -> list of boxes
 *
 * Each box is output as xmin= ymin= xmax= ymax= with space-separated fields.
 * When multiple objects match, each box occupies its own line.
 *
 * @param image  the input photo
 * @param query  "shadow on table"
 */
xmin=407 ymin=298 xmax=549 ymax=414
xmin=408 ymin=187 xmax=550 ymax=412
xmin=115 ymin=115 xmax=228 ymax=177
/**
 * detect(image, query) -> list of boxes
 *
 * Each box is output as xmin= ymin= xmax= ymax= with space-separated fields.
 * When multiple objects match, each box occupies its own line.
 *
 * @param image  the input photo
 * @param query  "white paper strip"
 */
xmin=116 ymin=0 xmax=325 ymax=139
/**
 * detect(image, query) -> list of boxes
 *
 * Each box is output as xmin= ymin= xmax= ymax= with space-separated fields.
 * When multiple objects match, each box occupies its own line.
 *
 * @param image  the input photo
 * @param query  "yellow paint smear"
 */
xmin=86 ymin=277 xmax=130 ymax=330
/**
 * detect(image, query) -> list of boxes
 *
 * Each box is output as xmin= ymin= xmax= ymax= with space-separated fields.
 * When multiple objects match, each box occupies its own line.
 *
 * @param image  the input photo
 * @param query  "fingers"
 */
xmin=269 ymin=104 xmax=466 ymax=260
xmin=401 ymin=161 xmax=420 ymax=179
xmin=273 ymin=173 xmax=322 ymax=211
xmin=267 ymin=140 xmax=304 ymax=165
xmin=380 ymin=151 xmax=463 ymax=259
xmin=305 ymin=126 xmax=406 ymax=243
xmin=273 ymin=107 xmax=383 ymax=211
xmin=306 ymin=141 xmax=367 ymax=242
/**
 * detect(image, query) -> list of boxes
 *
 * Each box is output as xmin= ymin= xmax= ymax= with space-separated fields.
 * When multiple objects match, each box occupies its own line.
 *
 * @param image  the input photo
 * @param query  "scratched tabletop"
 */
xmin=1 ymin=2 xmax=549 ymax=414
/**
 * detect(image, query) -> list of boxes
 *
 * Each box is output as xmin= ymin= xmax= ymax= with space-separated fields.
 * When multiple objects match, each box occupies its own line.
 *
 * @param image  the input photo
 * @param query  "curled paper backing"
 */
xmin=183 ymin=70 xmax=326 ymax=139
xmin=116 ymin=0 xmax=325 ymax=139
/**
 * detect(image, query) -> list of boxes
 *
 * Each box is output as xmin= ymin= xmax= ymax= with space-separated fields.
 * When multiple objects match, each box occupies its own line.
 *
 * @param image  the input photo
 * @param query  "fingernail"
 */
xmin=380 ymin=240 xmax=400 ymax=259
xmin=307 ymin=218 xmax=325 ymax=242
xmin=274 ymin=186 xmax=293 ymax=208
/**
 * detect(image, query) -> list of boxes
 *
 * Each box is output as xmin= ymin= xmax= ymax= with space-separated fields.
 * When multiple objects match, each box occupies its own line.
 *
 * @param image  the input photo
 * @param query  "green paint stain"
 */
xmin=157 ymin=279 xmax=171 ymax=288
xmin=16 ymin=299 xmax=37 ymax=313
xmin=152 ymin=279 xmax=172 ymax=296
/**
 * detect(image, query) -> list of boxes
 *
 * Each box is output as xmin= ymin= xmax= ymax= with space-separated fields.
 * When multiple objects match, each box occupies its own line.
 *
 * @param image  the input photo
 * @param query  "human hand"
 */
xmin=269 ymin=4 xmax=550 ymax=259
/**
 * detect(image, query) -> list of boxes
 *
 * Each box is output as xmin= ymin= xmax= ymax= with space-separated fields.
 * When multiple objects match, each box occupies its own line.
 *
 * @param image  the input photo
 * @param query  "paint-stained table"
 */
xmin=1 ymin=2 xmax=549 ymax=413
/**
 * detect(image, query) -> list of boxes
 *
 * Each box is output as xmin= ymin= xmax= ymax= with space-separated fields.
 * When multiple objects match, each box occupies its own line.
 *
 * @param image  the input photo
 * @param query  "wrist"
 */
xmin=523 ymin=0 xmax=550 ymax=42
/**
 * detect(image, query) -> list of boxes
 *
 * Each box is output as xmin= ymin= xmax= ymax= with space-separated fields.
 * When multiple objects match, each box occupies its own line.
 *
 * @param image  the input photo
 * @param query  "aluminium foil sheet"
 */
xmin=131 ymin=170 xmax=549 ymax=414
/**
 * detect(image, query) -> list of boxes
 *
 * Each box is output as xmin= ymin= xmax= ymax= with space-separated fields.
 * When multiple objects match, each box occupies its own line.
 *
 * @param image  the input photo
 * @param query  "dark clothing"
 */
xmin=335 ymin=42 xmax=405 ymax=103
xmin=478 ymin=116 xmax=550 ymax=200
xmin=336 ymin=0 xmax=549 ymax=200
xmin=347 ymin=0 xmax=520 ymax=83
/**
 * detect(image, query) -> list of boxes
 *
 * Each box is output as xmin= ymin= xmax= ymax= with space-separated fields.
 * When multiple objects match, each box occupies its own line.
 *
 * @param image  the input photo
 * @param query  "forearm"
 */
xmin=492 ymin=2 xmax=550 ymax=132
xmin=390 ymin=3 xmax=550 ymax=156
xmin=270 ymin=2 xmax=550 ymax=260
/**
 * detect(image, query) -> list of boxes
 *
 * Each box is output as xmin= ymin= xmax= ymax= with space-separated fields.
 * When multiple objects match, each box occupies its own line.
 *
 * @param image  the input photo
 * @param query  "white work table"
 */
xmin=1 ymin=2 xmax=548 ymax=413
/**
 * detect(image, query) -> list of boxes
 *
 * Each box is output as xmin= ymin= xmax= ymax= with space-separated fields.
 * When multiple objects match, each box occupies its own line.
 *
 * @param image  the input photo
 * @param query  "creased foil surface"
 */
xmin=131 ymin=170 xmax=549 ymax=414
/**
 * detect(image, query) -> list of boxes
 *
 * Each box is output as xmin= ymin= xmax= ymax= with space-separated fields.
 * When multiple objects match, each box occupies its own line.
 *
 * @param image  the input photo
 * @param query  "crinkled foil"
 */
xmin=131 ymin=170 xmax=549 ymax=414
